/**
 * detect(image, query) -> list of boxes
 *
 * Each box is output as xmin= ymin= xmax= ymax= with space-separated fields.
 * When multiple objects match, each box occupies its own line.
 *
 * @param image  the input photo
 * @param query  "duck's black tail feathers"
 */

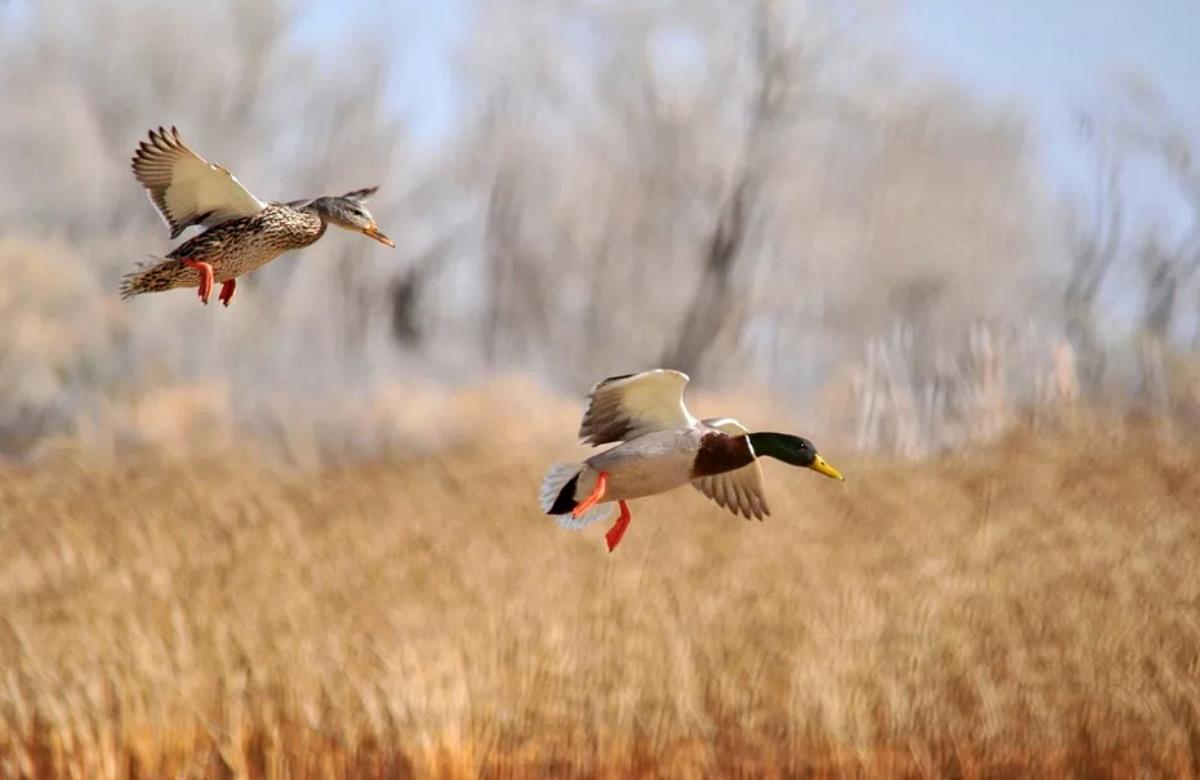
xmin=539 ymin=463 xmax=613 ymax=530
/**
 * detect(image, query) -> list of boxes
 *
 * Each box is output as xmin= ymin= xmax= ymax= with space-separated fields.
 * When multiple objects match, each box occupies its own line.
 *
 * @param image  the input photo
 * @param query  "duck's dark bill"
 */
xmin=810 ymin=454 xmax=845 ymax=481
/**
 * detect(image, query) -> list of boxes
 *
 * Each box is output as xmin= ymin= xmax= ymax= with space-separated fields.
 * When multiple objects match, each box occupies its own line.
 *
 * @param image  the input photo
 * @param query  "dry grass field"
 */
xmin=1 ymin=390 xmax=1198 ymax=778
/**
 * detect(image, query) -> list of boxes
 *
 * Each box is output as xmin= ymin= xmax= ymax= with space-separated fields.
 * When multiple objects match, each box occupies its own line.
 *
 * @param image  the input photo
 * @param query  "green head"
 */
xmin=746 ymin=432 xmax=845 ymax=481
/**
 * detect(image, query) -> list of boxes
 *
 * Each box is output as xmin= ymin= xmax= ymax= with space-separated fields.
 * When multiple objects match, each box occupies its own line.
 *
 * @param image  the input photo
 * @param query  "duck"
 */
xmin=120 ymin=126 xmax=394 ymax=306
xmin=540 ymin=369 xmax=845 ymax=552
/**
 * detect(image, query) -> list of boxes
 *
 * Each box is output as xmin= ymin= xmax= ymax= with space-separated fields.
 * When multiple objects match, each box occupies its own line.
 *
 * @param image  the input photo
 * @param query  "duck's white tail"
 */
xmin=539 ymin=462 xmax=614 ymax=530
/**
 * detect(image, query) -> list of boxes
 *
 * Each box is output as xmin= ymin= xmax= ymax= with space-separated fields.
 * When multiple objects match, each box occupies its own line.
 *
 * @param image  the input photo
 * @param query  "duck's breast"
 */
xmin=581 ymin=429 xmax=701 ymax=501
xmin=166 ymin=206 xmax=325 ymax=281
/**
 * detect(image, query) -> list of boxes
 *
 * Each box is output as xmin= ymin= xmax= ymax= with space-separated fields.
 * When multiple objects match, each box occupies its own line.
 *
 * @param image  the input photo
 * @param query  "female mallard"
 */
xmin=540 ymin=370 xmax=844 ymax=552
xmin=120 ymin=126 xmax=394 ymax=306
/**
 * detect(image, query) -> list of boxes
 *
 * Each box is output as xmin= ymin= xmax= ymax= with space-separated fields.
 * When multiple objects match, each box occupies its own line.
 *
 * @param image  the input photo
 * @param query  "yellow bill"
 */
xmin=810 ymin=454 xmax=845 ymax=481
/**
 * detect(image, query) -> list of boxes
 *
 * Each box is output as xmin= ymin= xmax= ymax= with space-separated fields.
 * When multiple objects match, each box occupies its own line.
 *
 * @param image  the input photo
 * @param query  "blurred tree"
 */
xmin=0 ymin=0 xmax=417 ymax=446
xmin=442 ymin=0 xmax=1045 ymax=402
xmin=9 ymin=0 xmax=1176 ymax=454
xmin=1063 ymin=109 xmax=1125 ymax=390
xmin=1140 ymin=125 xmax=1200 ymax=345
xmin=659 ymin=0 xmax=783 ymax=376
xmin=1066 ymin=79 xmax=1200 ymax=406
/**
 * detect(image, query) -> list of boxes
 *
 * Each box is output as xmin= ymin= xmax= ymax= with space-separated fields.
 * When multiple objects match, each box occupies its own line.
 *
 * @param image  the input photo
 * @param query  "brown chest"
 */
xmin=166 ymin=207 xmax=325 ymax=267
xmin=691 ymin=432 xmax=756 ymax=478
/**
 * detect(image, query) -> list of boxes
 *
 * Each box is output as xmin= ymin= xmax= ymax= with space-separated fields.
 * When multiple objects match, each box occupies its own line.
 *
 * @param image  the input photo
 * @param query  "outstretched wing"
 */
xmin=340 ymin=186 xmax=378 ymax=202
xmin=131 ymin=126 xmax=266 ymax=238
xmin=690 ymin=417 xmax=770 ymax=521
xmin=578 ymin=369 xmax=697 ymax=445
xmin=281 ymin=186 xmax=378 ymax=211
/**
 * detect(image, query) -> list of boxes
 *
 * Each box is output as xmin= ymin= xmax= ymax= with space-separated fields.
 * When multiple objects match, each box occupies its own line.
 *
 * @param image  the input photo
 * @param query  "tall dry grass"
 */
xmin=1 ymin=385 xmax=1198 ymax=777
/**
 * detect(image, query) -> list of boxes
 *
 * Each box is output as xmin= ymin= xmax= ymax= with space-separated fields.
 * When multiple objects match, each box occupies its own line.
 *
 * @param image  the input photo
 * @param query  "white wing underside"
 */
xmin=132 ymin=126 xmax=266 ymax=238
xmin=691 ymin=417 xmax=771 ymax=521
xmin=555 ymin=503 xmax=615 ymax=530
xmin=577 ymin=370 xmax=698 ymax=445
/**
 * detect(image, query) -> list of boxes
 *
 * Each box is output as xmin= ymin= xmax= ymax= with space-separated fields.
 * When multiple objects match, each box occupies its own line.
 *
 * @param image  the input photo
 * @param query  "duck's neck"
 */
xmin=282 ymin=200 xmax=330 ymax=245
xmin=306 ymin=197 xmax=338 ymax=224
xmin=746 ymin=432 xmax=791 ymax=462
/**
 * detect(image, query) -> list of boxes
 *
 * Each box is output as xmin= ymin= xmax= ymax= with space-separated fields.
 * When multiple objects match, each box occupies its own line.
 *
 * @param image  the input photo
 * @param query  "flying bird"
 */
xmin=120 ymin=126 xmax=394 ymax=306
xmin=540 ymin=370 xmax=845 ymax=552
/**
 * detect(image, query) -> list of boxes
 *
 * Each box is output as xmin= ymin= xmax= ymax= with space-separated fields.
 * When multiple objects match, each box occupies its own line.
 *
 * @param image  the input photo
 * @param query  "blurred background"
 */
xmin=1 ymin=0 xmax=1196 ymax=458
xmin=3 ymin=1 xmax=1200 ymax=776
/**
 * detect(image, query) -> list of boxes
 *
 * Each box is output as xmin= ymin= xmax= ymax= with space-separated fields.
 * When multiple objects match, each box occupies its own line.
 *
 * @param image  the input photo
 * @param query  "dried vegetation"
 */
xmin=1 ymin=392 xmax=1197 ymax=777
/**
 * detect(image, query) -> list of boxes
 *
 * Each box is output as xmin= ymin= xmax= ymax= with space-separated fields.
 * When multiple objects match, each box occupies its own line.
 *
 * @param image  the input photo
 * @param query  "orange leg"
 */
xmin=219 ymin=278 xmax=236 ymax=307
xmin=180 ymin=258 xmax=214 ymax=305
xmin=605 ymin=500 xmax=632 ymax=553
xmin=571 ymin=471 xmax=608 ymax=518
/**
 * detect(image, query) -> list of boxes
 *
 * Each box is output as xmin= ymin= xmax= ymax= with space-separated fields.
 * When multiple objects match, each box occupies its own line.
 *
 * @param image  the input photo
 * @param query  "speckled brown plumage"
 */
xmin=120 ymin=203 xmax=326 ymax=299
xmin=121 ymin=126 xmax=393 ymax=305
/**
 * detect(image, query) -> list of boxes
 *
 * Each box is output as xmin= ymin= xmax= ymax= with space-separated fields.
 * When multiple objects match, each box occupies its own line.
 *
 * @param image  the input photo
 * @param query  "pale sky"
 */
xmin=6 ymin=0 xmax=1194 ymax=230
xmin=904 ymin=0 xmax=1199 ymax=232
xmin=295 ymin=0 xmax=1198 ymax=232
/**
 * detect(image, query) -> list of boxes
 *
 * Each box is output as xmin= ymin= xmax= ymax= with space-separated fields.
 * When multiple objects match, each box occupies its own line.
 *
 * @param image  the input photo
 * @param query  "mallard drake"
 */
xmin=120 ymin=126 xmax=394 ymax=306
xmin=540 ymin=370 xmax=844 ymax=552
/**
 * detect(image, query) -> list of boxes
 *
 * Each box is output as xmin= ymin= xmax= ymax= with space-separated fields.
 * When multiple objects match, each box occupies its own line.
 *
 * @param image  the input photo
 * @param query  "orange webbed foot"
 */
xmin=180 ymin=258 xmax=215 ymax=305
xmin=571 ymin=471 xmax=608 ymax=518
xmin=605 ymin=500 xmax=632 ymax=552
xmin=219 ymin=278 xmax=236 ymax=307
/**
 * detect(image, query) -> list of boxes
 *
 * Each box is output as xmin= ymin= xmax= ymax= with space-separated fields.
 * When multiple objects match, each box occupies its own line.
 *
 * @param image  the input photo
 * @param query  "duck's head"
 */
xmin=311 ymin=187 xmax=395 ymax=248
xmin=747 ymin=432 xmax=844 ymax=481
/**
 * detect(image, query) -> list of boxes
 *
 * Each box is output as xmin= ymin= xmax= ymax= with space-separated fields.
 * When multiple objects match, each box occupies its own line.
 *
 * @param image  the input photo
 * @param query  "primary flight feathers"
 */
xmin=578 ymin=370 xmax=698 ymax=445
xmin=131 ymin=126 xmax=266 ymax=239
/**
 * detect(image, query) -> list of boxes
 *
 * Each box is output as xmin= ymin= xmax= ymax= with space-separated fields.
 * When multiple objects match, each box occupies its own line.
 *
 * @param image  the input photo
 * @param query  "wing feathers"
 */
xmin=341 ymin=186 xmax=379 ymax=202
xmin=692 ymin=462 xmax=770 ymax=521
xmin=280 ymin=186 xmax=379 ymax=213
xmin=691 ymin=417 xmax=770 ymax=520
xmin=131 ymin=126 xmax=266 ymax=238
xmin=578 ymin=369 xmax=697 ymax=445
